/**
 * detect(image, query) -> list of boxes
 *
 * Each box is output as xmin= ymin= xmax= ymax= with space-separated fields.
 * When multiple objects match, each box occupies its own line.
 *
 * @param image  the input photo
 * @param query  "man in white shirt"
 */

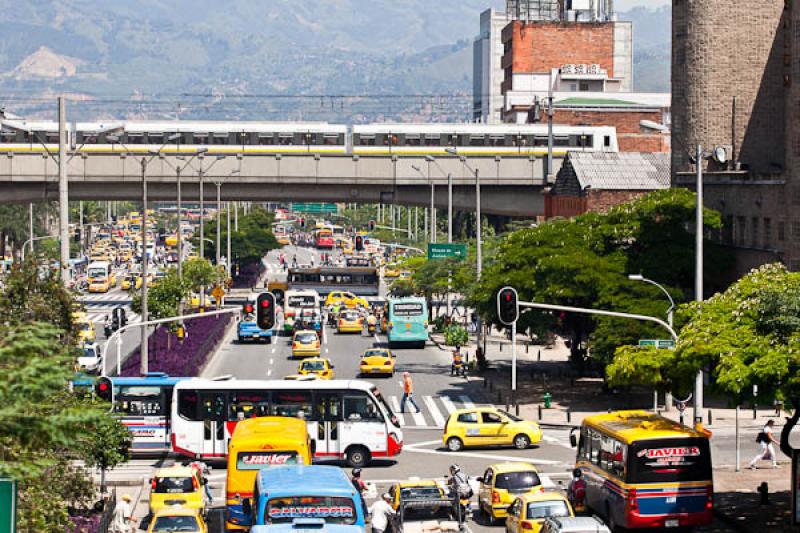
xmin=110 ymin=494 xmax=134 ymax=533
xmin=368 ymin=492 xmax=396 ymax=533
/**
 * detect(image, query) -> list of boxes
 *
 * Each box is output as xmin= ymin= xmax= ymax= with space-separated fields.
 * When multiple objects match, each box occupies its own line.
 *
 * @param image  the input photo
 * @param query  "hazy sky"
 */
xmin=615 ymin=0 xmax=670 ymax=9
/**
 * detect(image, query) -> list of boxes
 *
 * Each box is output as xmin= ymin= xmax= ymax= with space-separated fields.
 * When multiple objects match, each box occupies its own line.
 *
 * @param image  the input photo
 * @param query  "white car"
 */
xmin=77 ymin=343 xmax=103 ymax=374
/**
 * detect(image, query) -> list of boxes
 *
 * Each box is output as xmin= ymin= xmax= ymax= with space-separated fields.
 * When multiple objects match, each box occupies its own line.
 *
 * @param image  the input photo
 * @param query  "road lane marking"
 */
xmin=441 ymin=396 xmax=458 ymax=415
xmin=542 ymin=434 xmax=573 ymax=450
xmin=267 ymin=369 xmax=272 ymax=377
xmin=408 ymin=400 xmax=426 ymax=426
xmin=459 ymin=395 xmax=475 ymax=409
xmin=269 ymin=358 xmax=274 ymax=365
xmin=403 ymin=440 xmax=563 ymax=465
xmin=423 ymin=396 xmax=445 ymax=428
xmin=390 ymin=396 xmax=406 ymax=427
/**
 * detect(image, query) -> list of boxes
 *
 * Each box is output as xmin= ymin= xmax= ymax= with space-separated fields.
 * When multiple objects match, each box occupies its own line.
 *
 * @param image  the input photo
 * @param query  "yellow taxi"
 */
xmin=325 ymin=291 xmax=368 ymax=309
xmin=297 ymin=357 xmax=335 ymax=379
xmin=359 ymin=348 xmax=395 ymax=377
xmin=147 ymin=507 xmax=207 ymax=533
xmin=337 ymin=309 xmax=363 ymax=334
xmin=165 ymin=234 xmax=179 ymax=247
xmin=73 ymin=314 xmax=96 ymax=344
xmin=276 ymin=234 xmax=291 ymax=245
xmin=291 ymin=330 xmax=321 ymax=358
xmin=478 ymin=462 xmax=544 ymax=522
xmin=384 ymin=264 xmax=401 ymax=278
xmin=505 ymin=492 xmax=573 ymax=533
xmin=121 ymin=274 xmax=142 ymax=291
xmin=283 ymin=374 xmax=319 ymax=381
xmin=149 ymin=465 xmax=207 ymax=515
xmin=388 ymin=479 xmax=447 ymax=515
xmin=442 ymin=407 xmax=542 ymax=452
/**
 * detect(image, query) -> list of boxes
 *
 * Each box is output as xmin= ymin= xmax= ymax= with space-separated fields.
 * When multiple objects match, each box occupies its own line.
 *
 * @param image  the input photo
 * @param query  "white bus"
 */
xmin=283 ymin=289 xmax=320 ymax=331
xmin=171 ymin=379 xmax=403 ymax=467
xmin=87 ymin=261 xmax=115 ymax=293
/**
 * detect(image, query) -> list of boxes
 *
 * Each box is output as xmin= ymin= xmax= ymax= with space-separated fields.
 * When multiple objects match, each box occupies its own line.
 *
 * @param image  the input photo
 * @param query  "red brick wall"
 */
xmin=502 ymin=21 xmax=615 ymax=76
xmin=586 ymin=190 xmax=649 ymax=213
xmin=546 ymin=195 xmax=588 ymax=218
xmin=550 ymin=109 xmax=670 ymax=152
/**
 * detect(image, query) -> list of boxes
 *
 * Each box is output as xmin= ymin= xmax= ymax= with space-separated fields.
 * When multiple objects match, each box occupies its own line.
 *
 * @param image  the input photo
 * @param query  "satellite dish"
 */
xmin=712 ymin=146 xmax=728 ymax=165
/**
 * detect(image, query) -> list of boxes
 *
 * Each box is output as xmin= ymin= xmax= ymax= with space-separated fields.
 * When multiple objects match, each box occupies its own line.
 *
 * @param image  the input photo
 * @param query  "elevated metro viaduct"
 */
xmin=0 ymin=152 xmax=563 ymax=217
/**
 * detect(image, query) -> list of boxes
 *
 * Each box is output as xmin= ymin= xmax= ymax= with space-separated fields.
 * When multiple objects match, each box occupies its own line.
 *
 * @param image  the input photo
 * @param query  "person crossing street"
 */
xmin=400 ymin=371 xmax=421 ymax=414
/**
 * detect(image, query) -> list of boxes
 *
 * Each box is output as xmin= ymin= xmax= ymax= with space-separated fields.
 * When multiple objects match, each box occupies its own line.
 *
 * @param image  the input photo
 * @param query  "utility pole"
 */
xmin=429 ymin=160 xmax=436 ymax=243
xmin=216 ymin=183 xmax=222 ymax=268
xmin=140 ymin=159 xmax=149 ymax=375
xmin=447 ymin=173 xmax=453 ymax=243
xmin=199 ymin=163 xmax=205 ymax=260
xmin=694 ymin=144 xmax=704 ymax=423
xmin=546 ymin=95 xmax=554 ymax=184
xmin=227 ymin=202 xmax=232 ymax=278
xmin=28 ymin=203 xmax=34 ymax=258
xmin=79 ymin=201 xmax=84 ymax=257
xmin=475 ymin=167 xmax=483 ymax=356
xmin=58 ymin=97 xmax=69 ymax=283
xmin=176 ymin=165 xmax=183 ymax=279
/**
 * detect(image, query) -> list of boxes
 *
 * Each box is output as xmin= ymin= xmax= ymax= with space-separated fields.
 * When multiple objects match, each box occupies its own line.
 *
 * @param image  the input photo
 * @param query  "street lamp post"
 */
xmin=629 ymin=274 xmax=676 ymax=411
xmin=216 ymin=182 xmax=222 ymax=268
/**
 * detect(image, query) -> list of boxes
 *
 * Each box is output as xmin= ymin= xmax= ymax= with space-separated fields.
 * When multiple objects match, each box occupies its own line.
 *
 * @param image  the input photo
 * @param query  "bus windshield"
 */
xmin=288 ymin=295 xmax=316 ymax=308
xmin=267 ymin=496 xmax=357 ymax=525
xmin=627 ymin=438 xmax=712 ymax=483
xmin=393 ymin=302 xmax=423 ymax=317
xmin=88 ymin=267 xmax=107 ymax=278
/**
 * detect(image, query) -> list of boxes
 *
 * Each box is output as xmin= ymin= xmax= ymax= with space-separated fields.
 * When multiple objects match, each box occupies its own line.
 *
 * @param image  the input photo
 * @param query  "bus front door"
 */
xmin=315 ymin=393 xmax=341 ymax=457
xmin=200 ymin=392 xmax=227 ymax=457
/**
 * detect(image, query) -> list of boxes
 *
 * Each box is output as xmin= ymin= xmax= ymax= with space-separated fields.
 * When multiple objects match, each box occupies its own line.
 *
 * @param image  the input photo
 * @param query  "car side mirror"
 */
xmin=311 ymin=439 xmax=317 ymax=455
xmin=569 ymin=433 xmax=577 ymax=448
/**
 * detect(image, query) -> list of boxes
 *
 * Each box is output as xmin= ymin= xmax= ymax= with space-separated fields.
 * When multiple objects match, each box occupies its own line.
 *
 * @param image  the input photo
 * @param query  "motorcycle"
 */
xmin=451 ymin=360 xmax=468 ymax=378
xmin=567 ymin=469 xmax=587 ymax=514
xmin=104 ymin=322 xmax=113 ymax=338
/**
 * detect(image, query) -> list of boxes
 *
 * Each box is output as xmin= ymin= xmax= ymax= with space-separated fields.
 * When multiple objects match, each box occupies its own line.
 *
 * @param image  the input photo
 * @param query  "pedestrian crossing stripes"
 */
xmin=79 ymin=293 xmax=132 ymax=303
xmin=88 ymin=311 xmax=140 ymax=324
xmin=388 ymin=395 xmax=490 ymax=429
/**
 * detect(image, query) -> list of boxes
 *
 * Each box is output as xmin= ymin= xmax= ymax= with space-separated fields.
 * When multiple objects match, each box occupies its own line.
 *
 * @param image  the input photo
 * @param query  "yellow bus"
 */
xmin=569 ymin=410 xmax=712 ymax=530
xmin=87 ymin=261 xmax=116 ymax=293
xmin=225 ymin=416 xmax=313 ymax=531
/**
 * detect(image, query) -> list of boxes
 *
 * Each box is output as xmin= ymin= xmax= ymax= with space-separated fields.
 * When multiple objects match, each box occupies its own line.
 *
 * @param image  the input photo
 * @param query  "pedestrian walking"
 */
xmin=749 ymin=419 xmax=779 ymax=469
xmin=400 ymin=371 xmax=421 ymax=414
xmin=109 ymin=493 xmax=134 ymax=533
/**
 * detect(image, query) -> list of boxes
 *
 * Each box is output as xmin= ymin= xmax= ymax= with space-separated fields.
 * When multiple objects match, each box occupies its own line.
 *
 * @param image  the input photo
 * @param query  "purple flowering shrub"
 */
xmin=67 ymin=512 xmax=101 ymax=533
xmin=232 ymin=261 xmax=265 ymax=289
xmin=121 ymin=314 xmax=232 ymax=377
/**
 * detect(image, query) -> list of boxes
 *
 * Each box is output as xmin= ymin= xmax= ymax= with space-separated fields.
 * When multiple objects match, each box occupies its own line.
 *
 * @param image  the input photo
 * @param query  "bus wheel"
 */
xmin=345 ymin=446 xmax=370 ymax=468
xmin=606 ymin=503 xmax=622 ymax=532
xmin=513 ymin=434 xmax=531 ymax=449
xmin=446 ymin=437 xmax=464 ymax=452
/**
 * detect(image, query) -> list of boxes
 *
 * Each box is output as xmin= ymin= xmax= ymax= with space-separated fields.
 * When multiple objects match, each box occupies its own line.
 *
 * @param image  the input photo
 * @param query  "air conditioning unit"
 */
xmin=589 ymin=64 xmax=601 ymax=74
xmin=562 ymin=64 xmax=576 ymax=74
xmin=575 ymin=64 xmax=587 ymax=74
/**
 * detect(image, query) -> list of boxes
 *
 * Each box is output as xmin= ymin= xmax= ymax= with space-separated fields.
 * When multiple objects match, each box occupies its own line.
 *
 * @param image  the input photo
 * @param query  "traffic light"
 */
xmin=256 ymin=292 xmax=276 ymax=330
xmin=355 ymin=235 xmax=364 ymax=252
xmin=497 ymin=287 xmax=519 ymax=326
xmin=96 ymin=377 xmax=113 ymax=402
xmin=368 ymin=220 xmax=376 ymax=231
xmin=243 ymin=302 xmax=255 ymax=315
xmin=299 ymin=217 xmax=306 ymax=229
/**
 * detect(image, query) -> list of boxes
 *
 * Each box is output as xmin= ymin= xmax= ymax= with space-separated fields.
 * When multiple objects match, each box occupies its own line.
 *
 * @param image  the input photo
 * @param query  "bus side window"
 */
xmin=600 ymin=434 xmax=614 ymax=472
xmin=611 ymin=441 xmax=626 ymax=478
xmin=576 ymin=428 xmax=586 ymax=460
xmin=589 ymin=429 xmax=601 ymax=465
xmin=178 ymin=391 xmax=200 ymax=421
xmin=344 ymin=394 xmax=380 ymax=422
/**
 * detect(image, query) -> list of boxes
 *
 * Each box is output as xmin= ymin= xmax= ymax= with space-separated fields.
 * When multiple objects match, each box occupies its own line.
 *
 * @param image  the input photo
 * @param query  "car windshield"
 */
xmin=302 ymin=361 xmax=325 ymax=371
xmin=151 ymin=515 xmax=200 ymax=532
xmin=498 ymin=409 xmax=522 ymax=422
xmin=364 ymin=350 xmax=388 ymax=358
xmin=78 ymin=323 xmax=91 ymax=331
xmin=495 ymin=471 xmax=542 ymax=491
xmin=341 ymin=312 xmax=359 ymax=321
xmin=153 ymin=476 xmax=194 ymax=494
xmin=526 ymin=500 xmax=570 ymax=519
xmin=296 ymin=333 xmax=318 ymax=344
xmin=82 ymin=347 xmax=98 ymax=358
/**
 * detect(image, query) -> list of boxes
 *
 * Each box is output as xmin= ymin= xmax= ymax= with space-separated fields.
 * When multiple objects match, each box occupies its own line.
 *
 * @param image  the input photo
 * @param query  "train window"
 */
xmin=212 ymin=133 xmax=228 ymax=145
xmin=406 ymin=134 xmax=421 ymax=147
xmin=258 ymin=133 xmax=274 ymax=146
xmin=456 ymin=134 xmax=470 ymax=146
xmin=148 ymin=133 xmax=164 ymax=145
xmin=45 ymin=132 xmax=59 ymax=144
xmin=181 ymin=133 xmax=194 ymax=145
xmin=165 ymin=133 xmax=180 ymax=144
xmin=554 ymin=136 xmax=569 ymax=147
xmin=470 ymin=135 xmax=485 ymax=147
xmin=424 ymin=135 xmax=440 ymax=146
xmin=127 ymin=133 xmax=144 ymax=145
xmin=443 ymin=134 xmax=455 ymax=147
xmin=382 ymin=134 xmax=398 ymax=146
xmin=279 ymin=133 xmax=294 ymax=146
xmin=195 ymin=133 xmax=209 ymax=145
xmin=534 ymin=136 xmax=548 ymax=147
xmin=323 ymin=134 xmax=340 ymax=146
xmin=604 ymin=135 xmax=611 ymax=148
xmin=81 ymin=133 xmax=99 ymax=144
xmin=580 ymin=135 xmax=593 ymax=148
xmin=358 ymin=134 xmax=376 ymax=146
xmin=489 ymin=135 xmax=505 ymax=146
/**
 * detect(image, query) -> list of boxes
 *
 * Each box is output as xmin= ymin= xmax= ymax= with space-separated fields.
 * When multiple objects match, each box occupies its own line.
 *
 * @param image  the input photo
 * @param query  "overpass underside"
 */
xmin=0 ymin=153 xmax=559 ymax=217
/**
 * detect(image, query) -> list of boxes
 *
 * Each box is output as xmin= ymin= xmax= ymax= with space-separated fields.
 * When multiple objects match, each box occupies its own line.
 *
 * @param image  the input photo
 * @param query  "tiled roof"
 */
xmin=565 ymin=152 xmax=671 ymax=191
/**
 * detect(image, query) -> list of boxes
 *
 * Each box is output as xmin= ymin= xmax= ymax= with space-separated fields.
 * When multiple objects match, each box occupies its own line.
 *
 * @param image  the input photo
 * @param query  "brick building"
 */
xmin=672 ymin=0 xmax=796 ymax=273
xmin=546 ymin=152 xmax=670 ymax=218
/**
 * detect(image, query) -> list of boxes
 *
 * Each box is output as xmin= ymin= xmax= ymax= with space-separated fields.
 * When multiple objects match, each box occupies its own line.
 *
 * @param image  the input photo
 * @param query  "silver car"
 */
xmin=542 ymin=516 xmax=611 ymax=533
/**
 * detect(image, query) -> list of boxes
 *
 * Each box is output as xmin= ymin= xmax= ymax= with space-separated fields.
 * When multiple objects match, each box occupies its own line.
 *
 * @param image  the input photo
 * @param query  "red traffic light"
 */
xmin=98 ymin=382 xmax=109 ymax=393
xmin=244 ymin=304 xmax=254 ymax=314
xmin=261 ymin=299 xmax=271 ymax=308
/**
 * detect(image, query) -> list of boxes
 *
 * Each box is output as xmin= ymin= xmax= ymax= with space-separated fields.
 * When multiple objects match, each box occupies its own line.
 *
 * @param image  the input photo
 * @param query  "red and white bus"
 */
xmin=171 ymin=379 xmax=403 ymax=467
xmin=314 ymin=229 xmax=335 ymax=249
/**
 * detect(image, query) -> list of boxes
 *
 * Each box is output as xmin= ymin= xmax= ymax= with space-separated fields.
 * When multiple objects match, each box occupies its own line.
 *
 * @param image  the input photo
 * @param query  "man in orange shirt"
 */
xmin=400 ymin=371 xmax=421 ymax=413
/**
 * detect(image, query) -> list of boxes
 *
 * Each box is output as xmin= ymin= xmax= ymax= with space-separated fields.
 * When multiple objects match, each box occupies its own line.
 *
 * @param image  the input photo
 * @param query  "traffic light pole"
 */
xmin=102 ymin=307 xmax=241 ymax=376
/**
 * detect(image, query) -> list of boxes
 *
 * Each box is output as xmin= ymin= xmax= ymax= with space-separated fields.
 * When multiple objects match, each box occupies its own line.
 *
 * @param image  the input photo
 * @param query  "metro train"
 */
xmin=0 ymin=120 xmax=619 ymax=156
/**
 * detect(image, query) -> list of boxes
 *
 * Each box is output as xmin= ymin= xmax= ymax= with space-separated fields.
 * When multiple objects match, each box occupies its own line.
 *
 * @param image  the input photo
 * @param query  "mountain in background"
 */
xmin=0 ymin=1 xmax=670 ymax=121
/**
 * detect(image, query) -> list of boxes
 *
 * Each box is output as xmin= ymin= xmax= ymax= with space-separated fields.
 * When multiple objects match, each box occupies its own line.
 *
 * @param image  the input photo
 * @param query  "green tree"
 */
xmin=183 ymin=257 xmax=219 ymax=295
xmin=472 ymin=189 xmax=730 ymax=366
xmin=81 ymin=414 xmax=132 ymax=493
xmin=201 ymin=207 xmax=279 ymax=266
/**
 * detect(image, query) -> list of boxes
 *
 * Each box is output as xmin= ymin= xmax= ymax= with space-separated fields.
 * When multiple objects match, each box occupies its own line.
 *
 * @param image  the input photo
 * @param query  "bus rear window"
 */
xmin=627 ymin=438 xmax=712 ymax=483
xmin=267 ymin=496 xmax=357 ymax=524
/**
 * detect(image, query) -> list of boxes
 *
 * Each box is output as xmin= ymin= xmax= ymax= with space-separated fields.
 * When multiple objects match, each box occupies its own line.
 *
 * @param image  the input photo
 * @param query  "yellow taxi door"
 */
xmin=479 ymin=411 xmax=507 ymax=445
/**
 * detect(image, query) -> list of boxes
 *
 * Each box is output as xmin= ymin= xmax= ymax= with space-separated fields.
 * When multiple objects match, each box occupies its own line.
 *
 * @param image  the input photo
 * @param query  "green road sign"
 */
xmin=639 ymin=339 xmax=675 ymax=349
xmin=0 ymin=479 xmax=16 ymax=533
xmin=427 ymin=243 xmax=467 ymax=260
xmin=290 ymin=202 xmax=338 ymax=215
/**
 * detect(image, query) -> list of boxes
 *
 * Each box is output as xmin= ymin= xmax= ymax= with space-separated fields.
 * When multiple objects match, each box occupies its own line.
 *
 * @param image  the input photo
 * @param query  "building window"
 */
xmin=779 ymin=221 xmax=787 ymax=241
xmin=579 ymin=81 xmax=590 ymax=91
xmin=764 ymin=218 xmax=772 ymax=247
xmin=751 ymin=217 xmax=760 ymax=248
xmin=736 ymin=216 xmax=746 ymax=244
xmin=793 ymin=221 xmax=800 ymax=242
